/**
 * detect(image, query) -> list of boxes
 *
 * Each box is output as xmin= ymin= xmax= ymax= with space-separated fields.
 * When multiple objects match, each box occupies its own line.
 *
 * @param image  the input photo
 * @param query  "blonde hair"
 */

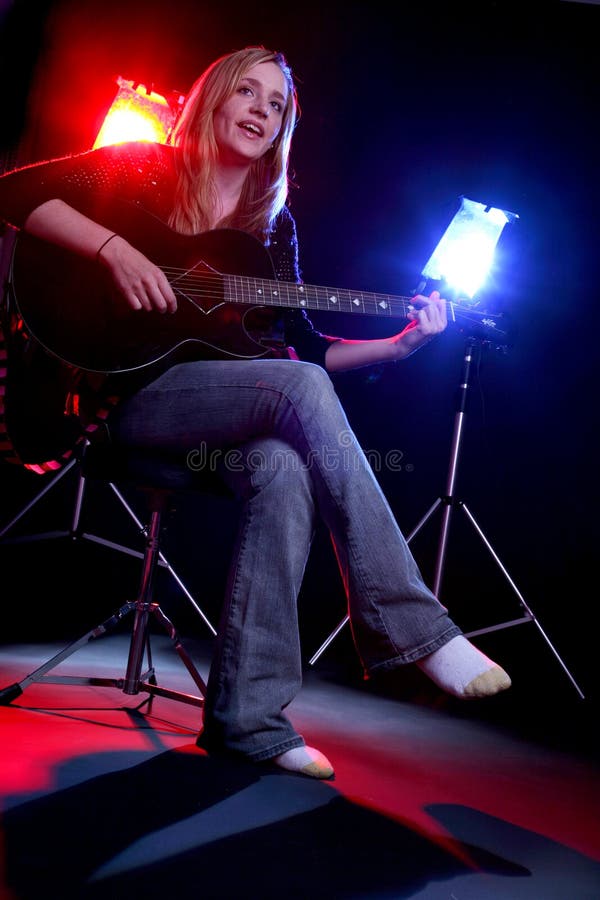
xmin=168 ymin=46 xmax=298 ymax=240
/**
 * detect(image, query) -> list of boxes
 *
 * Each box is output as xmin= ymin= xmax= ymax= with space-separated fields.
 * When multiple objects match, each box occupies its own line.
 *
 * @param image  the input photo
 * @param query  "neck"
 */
xmin=211 ymin=162 xmax=250 ymax=227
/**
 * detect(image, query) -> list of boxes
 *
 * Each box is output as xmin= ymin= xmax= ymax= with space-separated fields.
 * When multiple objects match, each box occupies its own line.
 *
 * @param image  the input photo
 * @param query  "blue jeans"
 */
xmin=108 ymin=359 xmax=461 ymax=761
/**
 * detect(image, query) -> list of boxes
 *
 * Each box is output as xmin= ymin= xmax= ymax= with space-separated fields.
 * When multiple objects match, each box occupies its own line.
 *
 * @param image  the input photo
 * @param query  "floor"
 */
xmin=0 ymin=627 xmax=598 ymax=900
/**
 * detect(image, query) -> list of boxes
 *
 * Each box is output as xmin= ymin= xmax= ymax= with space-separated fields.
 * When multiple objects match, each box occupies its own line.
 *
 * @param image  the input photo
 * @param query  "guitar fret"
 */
xmin=274 ymin=279 xmax=290 ymax=307
xmin=287 ymin=284 xmax=299 ymax=307
xmin=301 ymin=284 xmax=319 ymax=310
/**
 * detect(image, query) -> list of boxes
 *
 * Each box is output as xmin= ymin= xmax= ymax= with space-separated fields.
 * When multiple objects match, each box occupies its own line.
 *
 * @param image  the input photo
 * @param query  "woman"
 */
xmin=0 ymin=46 xmax=510 ymax=779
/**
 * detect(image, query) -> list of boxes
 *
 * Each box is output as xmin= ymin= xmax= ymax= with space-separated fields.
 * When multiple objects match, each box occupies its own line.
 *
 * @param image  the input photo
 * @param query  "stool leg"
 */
xmin=123 ymin=507 xmax=162 ymax=695
xmin=122 ymin=503 xmax=208 ymax=705
xmin=151 ymin=604 xmax=208 ymax=697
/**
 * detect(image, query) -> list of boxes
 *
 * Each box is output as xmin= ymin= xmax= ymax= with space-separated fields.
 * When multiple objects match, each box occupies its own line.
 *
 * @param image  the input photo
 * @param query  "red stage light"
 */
xmin=93 ymin=77 xmax=183 ymax=148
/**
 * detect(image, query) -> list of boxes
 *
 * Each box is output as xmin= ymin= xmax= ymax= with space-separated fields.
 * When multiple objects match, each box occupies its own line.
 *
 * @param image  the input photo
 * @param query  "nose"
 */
xmin=250 ymin=96 xmax=269 ymax=118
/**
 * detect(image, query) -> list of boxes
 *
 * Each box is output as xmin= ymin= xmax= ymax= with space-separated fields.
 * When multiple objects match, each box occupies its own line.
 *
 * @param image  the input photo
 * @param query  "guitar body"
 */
xmin=10 ymin=203 xmax=280 ymax=373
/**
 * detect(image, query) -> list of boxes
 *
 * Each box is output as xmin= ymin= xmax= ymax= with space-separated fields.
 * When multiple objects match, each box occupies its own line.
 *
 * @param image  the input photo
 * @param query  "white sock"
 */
xmin=416 ymin=635 xmax=511 ymax=698
xmin=273 ymin=745 xmax=334 ymax=778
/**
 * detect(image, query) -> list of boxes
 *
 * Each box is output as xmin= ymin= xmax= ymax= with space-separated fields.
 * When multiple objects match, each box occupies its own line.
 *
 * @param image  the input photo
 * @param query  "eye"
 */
xmin=270 ymin=100 xmax=282 ymax=112
xmin=239 ymin=86 xmax=253 ymax=97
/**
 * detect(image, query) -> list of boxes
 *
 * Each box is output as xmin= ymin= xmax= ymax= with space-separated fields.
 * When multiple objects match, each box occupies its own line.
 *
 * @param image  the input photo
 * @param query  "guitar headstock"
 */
xmin=449 ymin=302 xmax=514 ymax=352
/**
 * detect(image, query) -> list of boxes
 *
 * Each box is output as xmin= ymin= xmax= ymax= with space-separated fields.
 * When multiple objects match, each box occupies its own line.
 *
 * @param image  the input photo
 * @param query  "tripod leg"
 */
xmin=151 ymin=603 xmax=208 ymax=697
xmin=406 ymin=497 xmax=443 ymax=543
xmin=0 ymin=601 xmax=135 ymax=704
xmin=0 ymin=458 xmax=78 ymax=541
xmin=309 ymin=497 xmax=444 ymax=667
xmin=308 ymin=614 xmax=350 ymax=666
xmin=460 ymin=501 xmax=585 ymax=699
xmin=83 ymin=481 xmax=217 ymax=637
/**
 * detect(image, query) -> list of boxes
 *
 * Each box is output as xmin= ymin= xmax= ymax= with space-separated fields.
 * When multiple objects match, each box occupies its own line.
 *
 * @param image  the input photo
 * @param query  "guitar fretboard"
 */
xmin=224 ymin=274 xmax=412 ymax=318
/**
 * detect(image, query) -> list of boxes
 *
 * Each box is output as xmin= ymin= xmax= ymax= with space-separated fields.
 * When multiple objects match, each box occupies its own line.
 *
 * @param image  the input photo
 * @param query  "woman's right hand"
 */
xmin=97 ymin=234 xmax=178 ymax=313
xmin=24 ymin=199 xmax=178 ymax=315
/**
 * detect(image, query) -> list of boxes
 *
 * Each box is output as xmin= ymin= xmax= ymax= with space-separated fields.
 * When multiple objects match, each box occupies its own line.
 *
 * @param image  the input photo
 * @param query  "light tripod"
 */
xmin=309 ymin=334 xmax=585 ymax=700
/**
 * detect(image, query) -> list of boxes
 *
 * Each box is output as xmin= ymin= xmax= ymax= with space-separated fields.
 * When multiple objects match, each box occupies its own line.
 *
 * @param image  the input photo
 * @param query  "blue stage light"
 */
xmin=421 ymin=196 xmax=519 ymax=304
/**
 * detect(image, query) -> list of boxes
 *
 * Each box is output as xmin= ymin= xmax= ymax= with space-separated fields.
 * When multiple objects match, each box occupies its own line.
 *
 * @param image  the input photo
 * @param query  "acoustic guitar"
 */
xmin=10 ymin=201 xmax=511 ymax=375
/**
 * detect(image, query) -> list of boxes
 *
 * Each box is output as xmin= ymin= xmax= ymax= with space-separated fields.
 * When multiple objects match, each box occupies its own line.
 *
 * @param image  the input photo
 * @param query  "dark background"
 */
xmin=1 ymin=0 xmax=598 ymax=705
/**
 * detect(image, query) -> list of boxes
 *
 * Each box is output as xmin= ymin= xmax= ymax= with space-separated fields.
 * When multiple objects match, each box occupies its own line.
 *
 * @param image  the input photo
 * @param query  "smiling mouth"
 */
xmin=238 ymin=121 xmax=264 ymax=137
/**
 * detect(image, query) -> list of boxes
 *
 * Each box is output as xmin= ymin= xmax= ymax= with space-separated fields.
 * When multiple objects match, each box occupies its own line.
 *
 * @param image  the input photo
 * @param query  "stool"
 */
xmin=0 ymin=439 xmax=228 ymax=711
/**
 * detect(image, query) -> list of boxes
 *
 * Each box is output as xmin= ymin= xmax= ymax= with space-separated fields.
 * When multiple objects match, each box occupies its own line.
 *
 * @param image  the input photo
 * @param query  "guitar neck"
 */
xmin=223 ymin=274 xmax=412 ymax=319
xmin=220 ymin=272 xmax=510 ymax=345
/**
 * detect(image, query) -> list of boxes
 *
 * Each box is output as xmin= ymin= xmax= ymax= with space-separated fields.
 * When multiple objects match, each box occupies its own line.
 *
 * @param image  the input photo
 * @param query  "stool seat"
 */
xmin=81 ymin=439 xmax=230 ymax=496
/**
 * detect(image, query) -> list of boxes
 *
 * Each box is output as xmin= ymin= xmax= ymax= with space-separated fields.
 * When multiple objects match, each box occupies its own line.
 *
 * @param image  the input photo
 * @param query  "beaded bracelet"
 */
xmin=95 ymin=232 xmax=118 ymax=263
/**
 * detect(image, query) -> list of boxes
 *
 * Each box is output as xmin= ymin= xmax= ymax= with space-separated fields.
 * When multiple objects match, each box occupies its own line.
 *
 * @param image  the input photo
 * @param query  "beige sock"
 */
xmin=416 ymin=635 xmax=511 ymax=699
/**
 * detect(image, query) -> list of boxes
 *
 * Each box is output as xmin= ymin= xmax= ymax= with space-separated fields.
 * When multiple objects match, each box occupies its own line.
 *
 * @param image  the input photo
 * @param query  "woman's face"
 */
xmin=213 ymin=60 xmax=288 ymax=166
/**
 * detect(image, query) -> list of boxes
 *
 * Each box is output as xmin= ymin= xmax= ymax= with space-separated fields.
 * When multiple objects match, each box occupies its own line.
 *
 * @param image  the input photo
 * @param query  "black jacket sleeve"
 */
xmin=0 ymin=142 xmax=172 ymax=229
xmin=270 ymin=205 xmax=340 ymax=368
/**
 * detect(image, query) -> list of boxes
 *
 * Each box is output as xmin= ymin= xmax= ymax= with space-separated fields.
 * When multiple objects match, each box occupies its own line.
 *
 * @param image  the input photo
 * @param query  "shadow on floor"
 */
xmin=1 ymin=745 xmax=545 ymax=900
xmin=1 ymin=636 xmax=599 ymax=899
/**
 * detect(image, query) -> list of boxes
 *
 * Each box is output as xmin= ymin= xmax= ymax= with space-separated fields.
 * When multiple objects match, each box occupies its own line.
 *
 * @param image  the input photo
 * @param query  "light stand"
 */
xmin=310 ymin=333 xmax=585 ymax=700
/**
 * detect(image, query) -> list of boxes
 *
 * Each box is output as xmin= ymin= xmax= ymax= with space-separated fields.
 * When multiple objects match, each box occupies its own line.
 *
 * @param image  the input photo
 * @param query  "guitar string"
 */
xmin=156 ymin=266 xmax=417 ymax=316
xmin=155 ymin=267 xmax=493 ymax=328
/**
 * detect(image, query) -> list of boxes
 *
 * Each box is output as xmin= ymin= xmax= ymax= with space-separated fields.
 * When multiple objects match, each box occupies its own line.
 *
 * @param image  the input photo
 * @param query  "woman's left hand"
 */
xmin=325 ymin=289 xmax=448 ymax=372
xmin=390 ymin=290 xmax=447 ymax=359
